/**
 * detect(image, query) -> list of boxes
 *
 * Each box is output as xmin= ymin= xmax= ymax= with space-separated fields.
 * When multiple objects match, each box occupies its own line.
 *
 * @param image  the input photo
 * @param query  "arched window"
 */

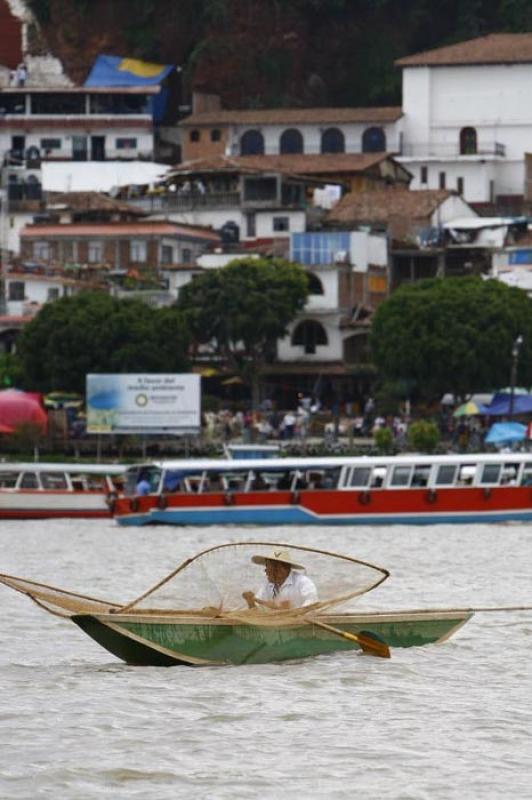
xmin=321 ymin=127 xmax=345 ymax=154
xmin=240 ymin=129 xmax=265 ymax=155
xmin=460 ymin=127 xmax=477 ymax=155
xmin=280 ymin=128 xmax=303 ymax=154
xmin=305 ymin=272 xmax=324 ymax=295
xmin=292 ymin=320 xmax=328 ymax=354
xmin=362 ymin=126 xmax=386 ymax=153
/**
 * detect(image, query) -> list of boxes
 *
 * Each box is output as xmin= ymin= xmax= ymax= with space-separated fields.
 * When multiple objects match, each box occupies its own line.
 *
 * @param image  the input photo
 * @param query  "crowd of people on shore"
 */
xmin=201 ymin=395 xmax=491 ymax=451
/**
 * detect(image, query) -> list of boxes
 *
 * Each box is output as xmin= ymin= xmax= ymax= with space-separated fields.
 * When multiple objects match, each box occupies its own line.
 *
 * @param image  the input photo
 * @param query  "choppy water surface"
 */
xmin=1 ymin=520 xmax=531 ymax=799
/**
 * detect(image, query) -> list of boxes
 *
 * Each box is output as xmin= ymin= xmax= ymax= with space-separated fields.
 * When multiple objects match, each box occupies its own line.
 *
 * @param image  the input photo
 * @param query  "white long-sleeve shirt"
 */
xmin=255 ymin=571 xmax=318 ymax=608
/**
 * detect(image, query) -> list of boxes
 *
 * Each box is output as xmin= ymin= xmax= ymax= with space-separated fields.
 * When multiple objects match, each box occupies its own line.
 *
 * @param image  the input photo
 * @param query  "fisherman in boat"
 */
xmin=242 ymin=549 xmax=318 ymax=610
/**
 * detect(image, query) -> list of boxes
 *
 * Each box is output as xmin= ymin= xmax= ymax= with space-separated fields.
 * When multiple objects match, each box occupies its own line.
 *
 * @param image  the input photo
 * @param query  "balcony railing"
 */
xmin=129 ymin=192 xmax=241 ymax=213
xmin=400 ymin=142 xmax=506 ymax=158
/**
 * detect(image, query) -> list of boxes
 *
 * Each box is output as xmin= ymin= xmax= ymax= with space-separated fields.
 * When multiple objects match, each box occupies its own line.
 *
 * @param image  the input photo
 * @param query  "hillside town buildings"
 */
xmin=2 ymin=2 xmax=532 ymax=404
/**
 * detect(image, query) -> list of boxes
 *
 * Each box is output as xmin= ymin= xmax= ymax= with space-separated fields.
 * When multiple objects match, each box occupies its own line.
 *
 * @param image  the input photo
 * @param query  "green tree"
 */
xmin=407 ymin=420 xmax=440 ymax=453
xmin=370 ymin=277 xmax=532 ymax=401
xmin=176 ymin=257 xmax=309 ymax=409
xmin=16 ymin=292 xmax=190 ymax=393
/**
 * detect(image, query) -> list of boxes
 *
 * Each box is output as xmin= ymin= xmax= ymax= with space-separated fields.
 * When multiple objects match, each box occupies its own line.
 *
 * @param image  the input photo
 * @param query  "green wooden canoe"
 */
xmin=72 ymin=609 xmax=473 ymax=666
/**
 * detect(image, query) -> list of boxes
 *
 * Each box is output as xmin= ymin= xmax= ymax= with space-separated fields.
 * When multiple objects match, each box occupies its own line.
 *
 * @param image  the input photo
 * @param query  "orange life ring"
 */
xmin=426 ymin=489 xmax=438 ymax=504
xmin=358 ymin=491 xmax=371 ymax=505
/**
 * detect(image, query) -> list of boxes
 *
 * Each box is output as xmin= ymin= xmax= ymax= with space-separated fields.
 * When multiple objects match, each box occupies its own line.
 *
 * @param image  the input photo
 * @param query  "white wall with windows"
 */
xmin=4 ymin=273 xmax=76 ymax=316
xmin=225 ymin=120 xmax=404 ymax=157
xmin=0 ymin=128 xmax=154 ymax=162
xmin=254 ymin=210 xmax=306 ymax=239
xmin=399 ymin=61 xmax=532 ymax=202
xmin=278 ymin=312 xmax=344 ymax=362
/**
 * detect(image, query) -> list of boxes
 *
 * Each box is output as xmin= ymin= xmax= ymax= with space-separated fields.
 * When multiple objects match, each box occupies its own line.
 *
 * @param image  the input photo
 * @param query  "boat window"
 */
xmin=220 ymin=472 xmax=248 ymax=492
xmin=41 ymin=472 xmax=68 ymax=490
xmin=0 ymin=471 xmax=18 ymax=489
xmin=276 ymin=472 xmax=292 ymax=490
xmin=371 ymin=468 xmax=386 ymax=488
xmin=321 ymin=468 xmax=341 ymax=489
xmin=252 ymin=471 xmax=283 ymax=490
xmin=204 ymin=472 xmax=223 ymax=492
xmin=480 ymin=464 xmax=501 ymax=485
xmin=501 ymin=463 xmax=519 ymax=485
xmin=184 ymin=473 xmax=207 ymax=493
xmin=306 ymin=470 xmax=326 ymax=489
xmin=70 ymin=473 xmax=89 ymax=490
xmin=348 ymin=467 xmax=372 ymax=488
xmin=290 ymin=470 xmax=307 ymax=490
xmin=86 ymin=475 xmax=107 ymax=490
xmin=457 ymin=465 xmax=475 ymax=486
xmin=411 ymin=465 xmax=430 ymax=487
xmin=435 ymin=465 xmax=458 ymax=486
xmin=20 ymin=472 xmax=39 ymax=489
xmin=520 ymin=466 xmax=532 ymax=486
xmin=390 ymin=466 xmax=412 ymax=487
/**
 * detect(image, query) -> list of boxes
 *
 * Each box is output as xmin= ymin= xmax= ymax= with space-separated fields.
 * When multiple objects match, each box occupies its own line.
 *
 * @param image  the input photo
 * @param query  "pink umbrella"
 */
xmin=0 ymin=389 xmax=48 ymax=434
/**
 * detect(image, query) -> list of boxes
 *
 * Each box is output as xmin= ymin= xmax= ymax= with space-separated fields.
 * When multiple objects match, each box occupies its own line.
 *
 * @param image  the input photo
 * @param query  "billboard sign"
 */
xmin=86 ymin=374 xmax=200 ymax=434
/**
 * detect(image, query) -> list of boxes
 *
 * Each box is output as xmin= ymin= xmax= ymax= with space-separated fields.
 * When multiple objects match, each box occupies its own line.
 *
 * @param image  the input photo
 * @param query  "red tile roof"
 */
xmin=327 ymin=189 xmax=454 ymax=223
xmin=21 ymin=222 xmax=220 ymax=241
xmin=172 ymin=153 xmax=397 ymax=177
xmin=182 ymin=107 xmax=403 ymax=126
xmin=396 ymin=33 xmax=532 ymax=67
xmin=48 ymin=192 xmax=146 ymax=216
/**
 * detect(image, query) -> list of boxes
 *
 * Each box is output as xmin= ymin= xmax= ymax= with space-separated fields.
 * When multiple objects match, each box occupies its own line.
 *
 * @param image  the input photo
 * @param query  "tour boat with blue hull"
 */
xmin=0 ymin=462 xmax=127 ymax=520
xmin=112 ymin=453 xmax=532 ymax=526
xmin=0 ymin=542 xmax=473 ymax=666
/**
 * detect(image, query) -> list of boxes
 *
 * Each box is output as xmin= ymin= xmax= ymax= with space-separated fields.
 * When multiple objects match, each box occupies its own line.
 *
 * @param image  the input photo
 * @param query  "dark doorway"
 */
xmin=91 ymin=136 xmax=106 ymax=161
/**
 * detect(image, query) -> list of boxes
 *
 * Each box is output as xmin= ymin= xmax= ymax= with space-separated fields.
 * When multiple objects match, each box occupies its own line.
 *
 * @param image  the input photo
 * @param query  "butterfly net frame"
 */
xmin=114 ymin=542 xmax=389 ymax=625
xmin=0 ymin=543 xmax=389 ymax=626
xmin=0 ymin=572 xmax=120 ymax=618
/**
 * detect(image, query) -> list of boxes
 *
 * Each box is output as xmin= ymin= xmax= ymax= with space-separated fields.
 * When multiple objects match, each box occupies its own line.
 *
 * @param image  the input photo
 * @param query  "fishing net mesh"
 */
xmin=0 ymin=543 xmax=389 ymax=626
xmin=117 ymin=542 xmax=389 ymax=624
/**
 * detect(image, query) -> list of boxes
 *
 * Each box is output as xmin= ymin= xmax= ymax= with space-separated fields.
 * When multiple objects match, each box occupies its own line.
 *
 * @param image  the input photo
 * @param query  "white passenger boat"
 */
xmin=112 ymin=452 xmax=532 ymax=526
xmin=0 ymin=462 xmax=127 ymax=520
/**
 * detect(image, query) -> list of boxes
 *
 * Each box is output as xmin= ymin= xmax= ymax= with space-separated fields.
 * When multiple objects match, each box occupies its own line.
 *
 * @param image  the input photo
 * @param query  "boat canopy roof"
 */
xmin=125 ymin=452 xmax=532 ymax=475
xmin=0 ymin=462 xmax=127 ymax=475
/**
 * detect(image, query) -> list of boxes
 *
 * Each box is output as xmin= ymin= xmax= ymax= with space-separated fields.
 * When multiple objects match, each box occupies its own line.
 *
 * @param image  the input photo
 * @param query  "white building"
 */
xmin=0 ymin=86 xmax=157 ymax=164
xmin=276 ymin=230 xmax=388 ymax=365
xmin=179 ymin=35 xmax=532 ymax=209
xmin=396 ymin=33 xmax=532 ymax=207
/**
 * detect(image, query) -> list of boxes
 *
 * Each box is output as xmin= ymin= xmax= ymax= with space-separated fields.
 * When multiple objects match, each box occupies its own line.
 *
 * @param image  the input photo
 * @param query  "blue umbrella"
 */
xmin=485 ymin=422 xmax=526 ymax=445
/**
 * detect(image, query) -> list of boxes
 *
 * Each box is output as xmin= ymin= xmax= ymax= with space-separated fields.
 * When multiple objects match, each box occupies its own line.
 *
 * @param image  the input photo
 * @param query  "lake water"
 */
xmin=1 ymin=520 xmax=531 ymax=799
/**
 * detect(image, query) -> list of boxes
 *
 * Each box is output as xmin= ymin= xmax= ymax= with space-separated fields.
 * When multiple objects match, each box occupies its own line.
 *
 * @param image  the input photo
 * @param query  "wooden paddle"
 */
xmin=309 ymin=618 xmax=391 ymax=658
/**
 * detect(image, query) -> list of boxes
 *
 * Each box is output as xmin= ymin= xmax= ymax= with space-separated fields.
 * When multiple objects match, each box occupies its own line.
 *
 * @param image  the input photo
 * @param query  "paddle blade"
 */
xmin=357 ymin=629 xmax=391 ymax=659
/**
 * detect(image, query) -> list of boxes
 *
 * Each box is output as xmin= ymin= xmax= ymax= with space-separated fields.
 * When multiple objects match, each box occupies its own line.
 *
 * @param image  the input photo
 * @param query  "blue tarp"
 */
xmin=481 ymin=393 xmax=532 ymax=416
xmin=85 ymin=55 xmax=173 ymax=87
xmin=485 ymin=422 xmax=527 ymax=444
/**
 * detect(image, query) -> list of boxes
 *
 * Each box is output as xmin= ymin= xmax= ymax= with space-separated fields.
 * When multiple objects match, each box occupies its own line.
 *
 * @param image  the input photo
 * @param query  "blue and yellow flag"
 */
xmin=85 ymin=54 xmax=173 ymax=87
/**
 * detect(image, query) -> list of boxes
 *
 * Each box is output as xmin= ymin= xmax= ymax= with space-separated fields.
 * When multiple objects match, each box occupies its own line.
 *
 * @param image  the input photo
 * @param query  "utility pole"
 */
xmin=509 ymin=334 xmax=524 ymax=416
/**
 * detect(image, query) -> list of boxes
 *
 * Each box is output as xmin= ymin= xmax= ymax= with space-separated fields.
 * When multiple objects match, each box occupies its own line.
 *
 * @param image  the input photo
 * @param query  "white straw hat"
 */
xmin=251 ymin=548 xmax=304 ymax=570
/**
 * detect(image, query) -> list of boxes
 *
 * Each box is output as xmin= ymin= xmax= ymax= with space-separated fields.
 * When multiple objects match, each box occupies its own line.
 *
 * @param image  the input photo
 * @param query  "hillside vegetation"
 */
xmin=27 ymin=0 xmax=532 ymax=107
